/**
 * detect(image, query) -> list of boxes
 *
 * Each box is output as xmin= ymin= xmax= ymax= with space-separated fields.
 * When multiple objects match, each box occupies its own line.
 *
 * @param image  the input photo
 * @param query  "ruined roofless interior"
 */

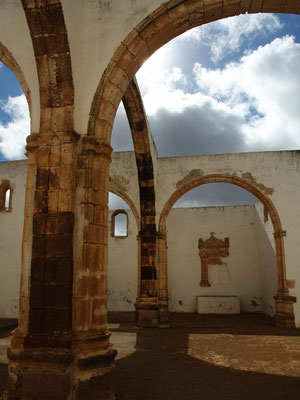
xmin=0 ymin=1 xmax=300 ymax=399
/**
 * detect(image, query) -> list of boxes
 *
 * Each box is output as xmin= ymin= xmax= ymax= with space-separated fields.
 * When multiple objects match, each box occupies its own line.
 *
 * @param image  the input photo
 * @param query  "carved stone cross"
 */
xmin=198 ymin=233 xmax=229 ymax=287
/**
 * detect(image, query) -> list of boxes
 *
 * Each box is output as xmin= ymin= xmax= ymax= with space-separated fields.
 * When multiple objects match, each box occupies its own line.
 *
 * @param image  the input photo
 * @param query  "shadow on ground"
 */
xmin=0 ymin=314 xmax=299 ymax=399
xmin=111 ymin=312 xmax=300 ymax=400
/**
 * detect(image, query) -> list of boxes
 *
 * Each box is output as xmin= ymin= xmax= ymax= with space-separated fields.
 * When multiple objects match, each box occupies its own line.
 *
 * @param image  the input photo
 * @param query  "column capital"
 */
xmin=81 ymin=136 xmax=113 ymax=161
xmin=274 ymin=293 xmax=297 ymax=303
xmin=26 ymin=131 xmax=81 ymax=154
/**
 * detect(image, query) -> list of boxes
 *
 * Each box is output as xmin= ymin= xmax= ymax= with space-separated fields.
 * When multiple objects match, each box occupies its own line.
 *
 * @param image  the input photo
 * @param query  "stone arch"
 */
xmin=159 ymin=174 xmax=282 ymax=234
xmin=88 ymin=0 xmax=300 ymax=142
xmin=123 ymin=78 xmax=155 ymax=235
xmin=21 ymin=0 xmax=74 ymax=134
xmin=157 ymin=173 xmax=296 ymax=328
xmin=0 ymin=41 xmax=32 ymax=122
xmin=122 ymin=78 xmax=157 ymax=302
xmin=109 ymin=184 xmax=141 ymax=230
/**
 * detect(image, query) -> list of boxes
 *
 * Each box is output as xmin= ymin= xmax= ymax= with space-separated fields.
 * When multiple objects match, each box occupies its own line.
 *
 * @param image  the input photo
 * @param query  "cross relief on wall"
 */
xmin=198 ymin=232 xmax=229 ymax=287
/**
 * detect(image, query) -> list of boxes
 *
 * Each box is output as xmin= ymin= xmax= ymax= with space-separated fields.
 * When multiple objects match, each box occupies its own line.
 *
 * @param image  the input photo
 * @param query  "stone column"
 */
xmin=157 ymin=233 xmax=169 ymax=327
xmin=71 ymin=136 xmax=116 ymax=398
xmin=135 ymin=232 xmax=158 ymax=327
xmin=4 ymin=133 xmax=116 ymax=400
xmin=273 ymin=229 xmax=296 ymax=328
xmin=4 ymin=131 xmax=80 ymax=400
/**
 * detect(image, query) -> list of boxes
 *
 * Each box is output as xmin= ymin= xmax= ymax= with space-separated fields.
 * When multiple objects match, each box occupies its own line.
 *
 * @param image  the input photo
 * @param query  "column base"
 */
xmin=3 ymin=349 xmax=73 ymax=400
xmin=274 ymin=293 xmax=297 ymax=329
xmin=135 ymin=297 xmax=159 ymax=327
xmin=135 ymin=298 xmax=170 ymax=328
xmin=3 ymin=340 xmax=117 ymax=399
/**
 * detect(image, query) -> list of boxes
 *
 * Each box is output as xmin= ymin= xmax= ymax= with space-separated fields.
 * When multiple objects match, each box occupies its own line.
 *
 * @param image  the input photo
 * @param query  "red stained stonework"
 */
xmin=198 ymin=233 xmax=229 ymax=287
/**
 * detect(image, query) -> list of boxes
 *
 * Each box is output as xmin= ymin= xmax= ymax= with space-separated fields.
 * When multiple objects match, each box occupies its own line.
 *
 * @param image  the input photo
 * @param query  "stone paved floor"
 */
xmin=1 ymin=313 xmax=300 ymax=399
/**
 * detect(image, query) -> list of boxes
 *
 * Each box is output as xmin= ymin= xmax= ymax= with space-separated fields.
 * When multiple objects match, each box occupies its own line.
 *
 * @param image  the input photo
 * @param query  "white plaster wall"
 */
xmin=108 ymin=209 xmax=138 ymax=311
xmin=166 ymin=206 xmax=264 ymax=313
xmin=62 ymin=0 xmax=163 ymax=134
xmin=254 ymin=202 xmax=277 ymax=316
xmin=0 ymin=160 xmax=27 ymax=318
xmin=157 ymin=150 xmax=300 ymax=325
xmin=0 ymin=1 xmax=40 ymax=133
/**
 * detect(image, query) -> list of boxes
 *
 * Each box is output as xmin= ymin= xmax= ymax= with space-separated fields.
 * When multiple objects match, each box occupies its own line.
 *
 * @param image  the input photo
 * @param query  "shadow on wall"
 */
xmin=255 ymin=204 xmax=277 ymax=316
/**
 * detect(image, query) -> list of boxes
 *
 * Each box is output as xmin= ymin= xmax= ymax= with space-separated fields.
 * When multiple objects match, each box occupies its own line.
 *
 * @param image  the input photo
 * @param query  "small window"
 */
xmin=5 ymin=189 xmax=11 ymax=211
xmin=0 ymin=179 xmax=12 ymax=212
xmin=111 ymin=210 xmax=128 ymax=238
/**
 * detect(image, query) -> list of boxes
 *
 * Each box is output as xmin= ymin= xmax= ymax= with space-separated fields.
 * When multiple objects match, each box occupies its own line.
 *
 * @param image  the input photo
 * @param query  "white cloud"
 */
xmin=193 ymin=35 xmax=300 ymax=149
xmin=137 ymin=35 xmax=300 ymax=155
xmin=180 ymin=13 xmax=283 ymax=62
xmin=0 ymin=94 xmax=30 ymax=160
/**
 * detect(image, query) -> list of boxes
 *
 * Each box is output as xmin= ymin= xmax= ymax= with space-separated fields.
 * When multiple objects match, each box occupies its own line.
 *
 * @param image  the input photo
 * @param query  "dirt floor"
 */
xmin=1 ymin=313 xmax=300 ymax=399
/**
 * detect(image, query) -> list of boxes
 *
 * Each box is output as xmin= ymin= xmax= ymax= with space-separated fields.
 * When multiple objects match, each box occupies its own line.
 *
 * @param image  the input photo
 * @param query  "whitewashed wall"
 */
xmin=167 ymin=205 xmax=271 ymax=313
xmin=0 ymin=157 xmax=298 ymax=326
xmin=0 ymin=160 xmax=27 ymax=318
xmin=107 ymin=209 xmax=138 ymax=311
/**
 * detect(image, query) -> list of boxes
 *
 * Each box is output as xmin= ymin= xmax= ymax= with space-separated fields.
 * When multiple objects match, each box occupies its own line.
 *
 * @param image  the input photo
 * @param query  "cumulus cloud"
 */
xmin=135 ymin=15 xmax=300 ymax=206
xmin=180 ymin=13 xmax=283 ymax=62
xmin=0 ymin=94 xmax=30 ymax=160
xmin=193 ymin=35 xmax=300 ymax=150
xmin=137 ymin=35 xmax=300 ymax=156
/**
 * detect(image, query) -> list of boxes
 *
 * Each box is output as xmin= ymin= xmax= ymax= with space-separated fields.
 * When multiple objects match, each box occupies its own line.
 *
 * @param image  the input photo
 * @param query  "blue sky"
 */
xmin=1 ymin=13 xmax=300 ymax=208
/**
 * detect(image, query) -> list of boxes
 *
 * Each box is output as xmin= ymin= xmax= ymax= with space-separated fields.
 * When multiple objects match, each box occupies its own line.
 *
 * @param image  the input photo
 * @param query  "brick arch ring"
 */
xmin=157 ymin=174 xmax=296 ymax=327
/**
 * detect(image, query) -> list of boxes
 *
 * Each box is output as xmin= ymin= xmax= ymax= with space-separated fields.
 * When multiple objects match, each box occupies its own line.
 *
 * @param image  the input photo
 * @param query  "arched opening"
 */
xmin=111 ymin=210 xmax=128 ymax=237
xmin=158 ymin=174 xmax=295 ymax=327
xmin=108 ymin=192 xmax=139 ymax=312
xmin=166 ymin=182 xmax=276 ymax=316
xmin=0 ymin=43 xmax=31 ymax=161
xmin=87 ymin=5 xmax=300 ymax=326
xmin=0 ymin=44 xmax=30 ymax=322
xmin=4 ymin=188 xmax=11 ymax=211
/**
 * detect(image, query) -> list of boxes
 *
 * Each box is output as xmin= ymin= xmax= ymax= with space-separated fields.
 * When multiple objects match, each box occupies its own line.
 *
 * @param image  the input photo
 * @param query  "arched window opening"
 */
xmin=111 ymin=210 xmax=128 ymax=238
xmin=5 ymin=188 xmax=11 ymax=211
xmin=0 ymin=179 xmax=12 ymax=212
